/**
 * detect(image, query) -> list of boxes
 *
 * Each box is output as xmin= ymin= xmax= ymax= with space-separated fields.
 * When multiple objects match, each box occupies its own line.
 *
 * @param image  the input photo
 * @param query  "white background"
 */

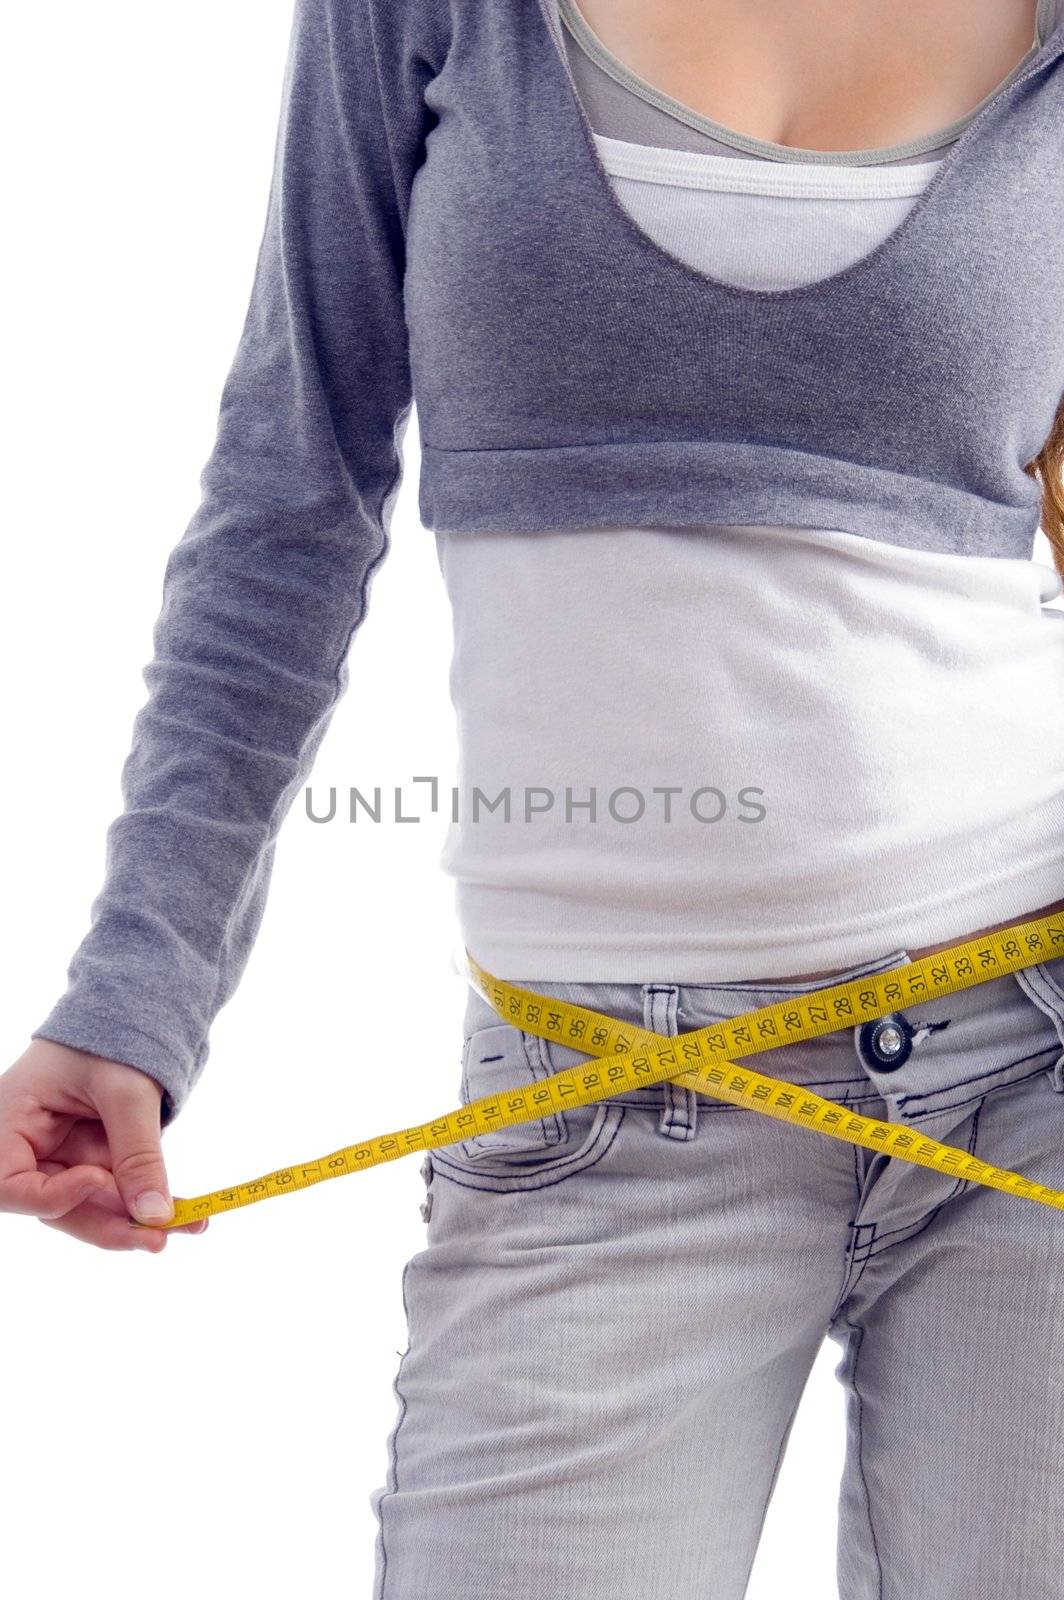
xmin=2 ymin=5 xmax=1058 ymax=1597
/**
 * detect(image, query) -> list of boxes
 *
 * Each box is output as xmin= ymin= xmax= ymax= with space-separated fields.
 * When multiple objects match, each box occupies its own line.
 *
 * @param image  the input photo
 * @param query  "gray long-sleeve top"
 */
xmin=32 ymin=0 xmax=448 ymax=1123
xmin=31 ymin=0 xmax=1064 ymax=1121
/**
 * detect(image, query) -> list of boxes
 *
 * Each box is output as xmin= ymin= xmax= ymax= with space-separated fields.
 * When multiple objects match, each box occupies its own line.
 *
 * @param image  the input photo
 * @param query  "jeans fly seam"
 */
xmin=839 ymin=1104 xmax=981 ymax=1291
xmin=899 ymin=1063 xmax=1052 ymax=1121
xmin=896 ymin=1043 xmax=1059 ymax=1105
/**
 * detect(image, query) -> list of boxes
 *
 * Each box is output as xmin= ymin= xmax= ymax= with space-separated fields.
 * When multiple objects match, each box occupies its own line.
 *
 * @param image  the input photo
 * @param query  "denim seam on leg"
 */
xmin=373 ymin=1257 xmax=414 ymax=1600
xmin=839 ymin=1316 xmax=885 ymax=1600
xmin=832 ymin=1103 xmax=981 ymax=1599
xmin=741 ymin=1377 xmax=813 ymax=1597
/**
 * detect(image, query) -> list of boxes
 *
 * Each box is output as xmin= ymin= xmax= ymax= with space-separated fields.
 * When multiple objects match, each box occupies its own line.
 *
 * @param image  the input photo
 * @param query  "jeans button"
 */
xmin=858 ymin=1012 xmax=914 ymax=1072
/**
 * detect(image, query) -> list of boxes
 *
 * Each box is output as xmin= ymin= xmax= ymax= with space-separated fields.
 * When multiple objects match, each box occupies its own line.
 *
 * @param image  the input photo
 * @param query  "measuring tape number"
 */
xmin=156 ymin=911 xmax=1064 ymax=1227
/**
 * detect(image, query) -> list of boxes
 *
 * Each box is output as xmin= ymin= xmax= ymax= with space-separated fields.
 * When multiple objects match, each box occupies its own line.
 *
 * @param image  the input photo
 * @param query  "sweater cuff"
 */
xmin=31 ymin=1003 xmax=198 ymax=1127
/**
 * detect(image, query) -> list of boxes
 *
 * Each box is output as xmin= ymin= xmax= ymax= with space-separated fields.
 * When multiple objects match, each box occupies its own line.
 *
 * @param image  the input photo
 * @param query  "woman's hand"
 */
xmin=0 ymin=1039 xmax=208 ymax=1251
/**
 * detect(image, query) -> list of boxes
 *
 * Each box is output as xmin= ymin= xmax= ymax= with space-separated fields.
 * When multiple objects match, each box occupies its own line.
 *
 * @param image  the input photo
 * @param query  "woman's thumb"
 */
xmin=95 ymin=1069 xmax=173 ymax=1225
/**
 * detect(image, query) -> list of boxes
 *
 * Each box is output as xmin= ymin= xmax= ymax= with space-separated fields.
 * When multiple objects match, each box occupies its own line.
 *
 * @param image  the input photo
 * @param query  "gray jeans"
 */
xmin=370 ymin=946 xmax=1064 ymax=1598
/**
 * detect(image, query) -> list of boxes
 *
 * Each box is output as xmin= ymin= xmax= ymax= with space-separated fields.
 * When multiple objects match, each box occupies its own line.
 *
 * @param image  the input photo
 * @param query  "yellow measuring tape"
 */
xmin=157 ymin=909 xmax=1064 ymax=1228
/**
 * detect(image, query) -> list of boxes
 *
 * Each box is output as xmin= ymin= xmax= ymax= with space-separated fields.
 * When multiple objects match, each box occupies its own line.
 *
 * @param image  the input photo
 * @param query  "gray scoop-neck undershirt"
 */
xmin=558 ymin=0 xmax=1061 ymax=165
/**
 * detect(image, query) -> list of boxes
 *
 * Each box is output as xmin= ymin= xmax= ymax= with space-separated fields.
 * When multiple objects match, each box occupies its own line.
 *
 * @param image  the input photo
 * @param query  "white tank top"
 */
xmin=434 ymin=2 xmax=1064 ymax=983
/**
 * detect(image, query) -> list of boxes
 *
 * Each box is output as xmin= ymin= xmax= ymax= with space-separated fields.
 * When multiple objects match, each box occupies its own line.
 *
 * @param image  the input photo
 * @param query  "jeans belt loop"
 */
xmin=644 ymin=983 xmax=698 ymax=1141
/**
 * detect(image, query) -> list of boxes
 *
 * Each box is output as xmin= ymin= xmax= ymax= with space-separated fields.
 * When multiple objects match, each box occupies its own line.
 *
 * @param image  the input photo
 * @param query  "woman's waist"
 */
xmin=455 ymin=843 xmax=1064 ymax=993
xmin=758 ymin=894 xmax=1064 ymax=984
xmin=462 ymin=921 xmax=1064 ymax=1117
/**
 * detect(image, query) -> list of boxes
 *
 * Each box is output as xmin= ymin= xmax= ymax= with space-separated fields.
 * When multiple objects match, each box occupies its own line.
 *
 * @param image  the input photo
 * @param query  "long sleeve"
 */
xmin=32 ymin=0 xmax=448 ymax=1125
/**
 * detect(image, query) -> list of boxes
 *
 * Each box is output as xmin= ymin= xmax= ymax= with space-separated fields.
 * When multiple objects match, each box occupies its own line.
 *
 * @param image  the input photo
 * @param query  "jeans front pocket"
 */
xmin=430 ymin=1020 xmax=625 ymax=1192
xmin=457 ymin=1023 xmax=568 ymax=1159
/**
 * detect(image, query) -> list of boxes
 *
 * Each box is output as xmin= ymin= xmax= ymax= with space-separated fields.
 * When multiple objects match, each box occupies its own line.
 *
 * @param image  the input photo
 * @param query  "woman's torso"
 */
xmin=428 ymin=0 xmax=1064 ymax=985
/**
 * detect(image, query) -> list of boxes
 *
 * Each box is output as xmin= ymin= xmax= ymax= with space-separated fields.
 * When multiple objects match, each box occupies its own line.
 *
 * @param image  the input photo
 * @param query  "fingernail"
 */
xmin=133 ymin=1191 xmax=173 ymax=1224
xmin=78 ymin=1184 xmax=106 ymax=1204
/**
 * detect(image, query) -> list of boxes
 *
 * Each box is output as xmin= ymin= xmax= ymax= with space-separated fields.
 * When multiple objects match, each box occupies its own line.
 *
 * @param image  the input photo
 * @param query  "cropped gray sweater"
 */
xmin=32 ymin=0 xmax=1064 ymax=1122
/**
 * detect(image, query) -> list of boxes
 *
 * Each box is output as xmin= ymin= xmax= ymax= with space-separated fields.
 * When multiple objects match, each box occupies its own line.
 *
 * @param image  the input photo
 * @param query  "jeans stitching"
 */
xmin=1025 ymin=959 xmax=1064 ymax=1013
xmin=1014 ymin=963 xmax=1064 ymax=1088
xmin=522 ymin=1029 xmax=568 ymax=1146
xmin=864 ymin=1102 xmax=983 ymax=1262
xmin=373 ymin=1256 xmax=413 ymax=1600
xmin=831 ymin=1107 xmax=982 ymax=1598
xmin=648 ymin=983 xmax=698 ymax=1141
xmin=574 ymin=1071 xmax=875 ymax=1103
xmin=696 ymin=1087 xmax=890 ymax=1116
xmin=842 ymin=1106 xmax=981 ymax=1284
xmin=898 ymin=1062 xmax=1052 ymax=1120
xmin=741 ymin=1380 xmax=811 ymax=1596
xmin=431 ymin=1107 xmax=625 ymax=1191
xmin=895 ymin=1044 xmax=1059 ymax=1105
xmin=461 ymin=1029 xmax=566 ymax=1158
xmin=844 ymin=1222 xmax=879 ymax=1301
xmin=661 ymin=982 xmax=682 ymax=1129
xmin=839 ymin=1316 xmax=884 ymax=1600
xmin=828 ymin=1148 xmax=871 ymax=1325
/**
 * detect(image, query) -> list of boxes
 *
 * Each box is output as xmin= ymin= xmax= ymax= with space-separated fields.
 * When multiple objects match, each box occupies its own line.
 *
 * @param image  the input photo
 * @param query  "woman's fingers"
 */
xmin=37 ymin=1162 xmax=209 ymax=1238
xmin=0 ymin=1117 xmax=113 ymax=1219
xmin=0 ymin=1051 xmax=120 ymax=1220
xmin=0 ymin=1046 xmax=210 ymax=1246
xmin=38 ymin=1159 xmax=128 ymax=1215
xmin=38 ymin=1197 xmax=172 ymax=1252
xmin=0 ymin=1045 xmax=208 ymax=1247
